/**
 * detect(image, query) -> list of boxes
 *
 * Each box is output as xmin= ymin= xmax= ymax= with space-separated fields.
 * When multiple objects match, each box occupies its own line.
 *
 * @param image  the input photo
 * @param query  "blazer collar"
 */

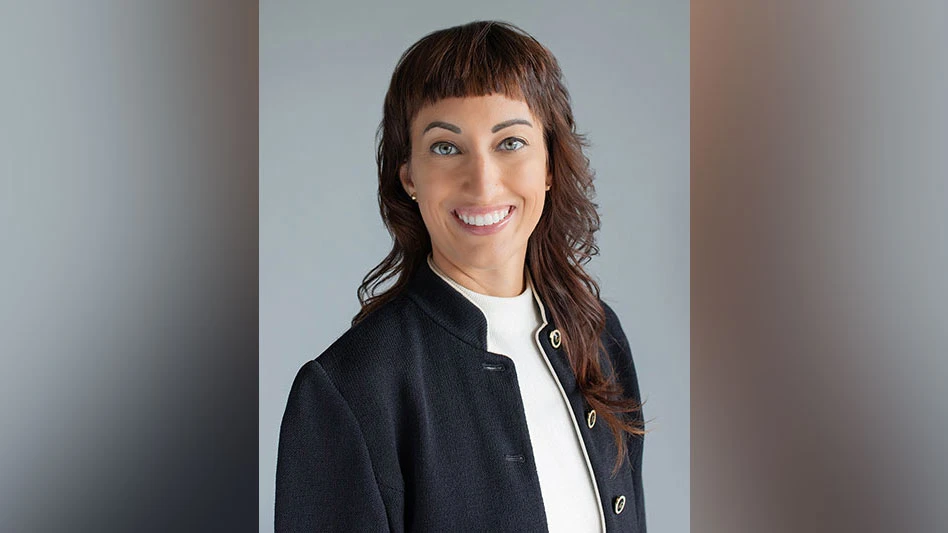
xmin=404 ymin=260 xmax=491 ymax=352
xmin=405 ymin=258 xmax=562 ymax=356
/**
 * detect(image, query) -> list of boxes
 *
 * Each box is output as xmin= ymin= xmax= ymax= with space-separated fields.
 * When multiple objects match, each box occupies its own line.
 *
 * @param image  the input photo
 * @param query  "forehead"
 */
xmin=412 ymin=94 xmax=539 ymax=133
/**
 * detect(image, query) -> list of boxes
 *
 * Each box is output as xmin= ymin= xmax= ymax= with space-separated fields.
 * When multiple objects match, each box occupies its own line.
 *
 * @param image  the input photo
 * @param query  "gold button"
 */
xmin=549 ymin=329 xmax=562 ymax=348
xmin=613 ymin=495 xmax=626 ymax=515
xmin=586 ymin=409 xmax=597 ymax=428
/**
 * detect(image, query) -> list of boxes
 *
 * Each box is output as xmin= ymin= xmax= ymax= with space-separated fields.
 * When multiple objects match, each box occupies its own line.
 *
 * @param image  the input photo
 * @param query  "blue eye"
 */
xmin=430 ymin=142 xmax=459 ymax=156
xmin=499 ymin=137 xmax=527 ymax=151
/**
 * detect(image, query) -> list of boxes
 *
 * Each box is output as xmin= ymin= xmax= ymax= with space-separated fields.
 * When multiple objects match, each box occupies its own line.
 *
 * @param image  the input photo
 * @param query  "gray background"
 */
xmin=261 ymin=1 xmax=689 ymax=531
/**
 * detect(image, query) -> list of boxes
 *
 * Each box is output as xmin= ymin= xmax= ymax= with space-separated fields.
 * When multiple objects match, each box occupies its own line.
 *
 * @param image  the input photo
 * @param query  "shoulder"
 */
xmin=322 ymin=294 xmax=410 ymax=357
xmin=303 ymin=292 xmax=422 ymax=395
xmin=283 ymin=293 xmax=431 ymax=455
xmin=600 ymin=299 xmax=631 ymax=353
xmin=598 ymin=298 xmax=643 ymax=399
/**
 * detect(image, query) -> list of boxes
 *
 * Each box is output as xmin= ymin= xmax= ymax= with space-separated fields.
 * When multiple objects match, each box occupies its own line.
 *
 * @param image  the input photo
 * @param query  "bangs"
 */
xmin=392 ymin=21 xmax=554 ymax=119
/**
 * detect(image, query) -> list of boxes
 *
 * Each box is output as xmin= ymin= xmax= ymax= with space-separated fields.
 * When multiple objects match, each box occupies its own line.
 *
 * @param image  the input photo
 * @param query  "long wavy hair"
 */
xmin=354 ymin=20 xmax=644 ymax=474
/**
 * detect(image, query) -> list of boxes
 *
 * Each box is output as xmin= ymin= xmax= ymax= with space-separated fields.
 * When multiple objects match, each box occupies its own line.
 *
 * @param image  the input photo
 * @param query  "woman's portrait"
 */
xmin=262 ymin=5 xmax=687 ymax=533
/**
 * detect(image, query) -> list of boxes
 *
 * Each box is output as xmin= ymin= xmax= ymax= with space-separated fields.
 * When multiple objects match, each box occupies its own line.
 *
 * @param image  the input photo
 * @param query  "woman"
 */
xmin=276 ymin=20 xmax=646 ymax=532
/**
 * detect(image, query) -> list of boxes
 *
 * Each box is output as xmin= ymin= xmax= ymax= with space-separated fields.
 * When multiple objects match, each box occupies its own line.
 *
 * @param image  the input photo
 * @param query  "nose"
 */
xmin=463 ymin=149 xmax=501 ymax=198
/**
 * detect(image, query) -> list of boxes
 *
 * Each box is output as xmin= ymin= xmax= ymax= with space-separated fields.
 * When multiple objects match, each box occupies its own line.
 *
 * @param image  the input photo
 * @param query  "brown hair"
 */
xmin=355 ymin=20 xmax=644 ymax=474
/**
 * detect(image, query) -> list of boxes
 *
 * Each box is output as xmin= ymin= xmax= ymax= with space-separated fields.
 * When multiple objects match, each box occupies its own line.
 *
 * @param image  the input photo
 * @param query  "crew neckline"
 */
xmin=426 ymin=255 xmax=542 ymax=333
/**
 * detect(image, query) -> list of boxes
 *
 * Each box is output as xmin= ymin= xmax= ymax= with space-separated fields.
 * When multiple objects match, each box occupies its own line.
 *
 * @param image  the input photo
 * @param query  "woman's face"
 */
xmin=400 ymin=94 xmax=551 ymax=279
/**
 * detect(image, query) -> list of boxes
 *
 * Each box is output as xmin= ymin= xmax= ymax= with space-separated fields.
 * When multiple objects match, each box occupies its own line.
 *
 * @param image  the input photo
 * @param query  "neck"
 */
xmin=430 ymin=249 xmax=526 ymax=297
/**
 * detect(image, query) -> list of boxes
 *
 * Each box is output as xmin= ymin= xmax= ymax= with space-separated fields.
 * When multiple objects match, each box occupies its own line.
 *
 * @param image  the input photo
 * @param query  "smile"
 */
xmin=454 ymin=206 xmax=511 ymax=227
xmin=452 ymin=206 xmax=515 ymax=235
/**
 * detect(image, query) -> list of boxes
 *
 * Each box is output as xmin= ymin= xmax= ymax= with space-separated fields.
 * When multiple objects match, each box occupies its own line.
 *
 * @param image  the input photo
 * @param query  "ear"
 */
xmin=399 ymin=162 xmax=415 ymax=197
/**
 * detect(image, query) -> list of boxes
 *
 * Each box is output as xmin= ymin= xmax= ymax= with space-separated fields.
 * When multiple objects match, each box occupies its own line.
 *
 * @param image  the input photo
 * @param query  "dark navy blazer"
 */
xmin=275 ymin=262 xmax=646 ymax=532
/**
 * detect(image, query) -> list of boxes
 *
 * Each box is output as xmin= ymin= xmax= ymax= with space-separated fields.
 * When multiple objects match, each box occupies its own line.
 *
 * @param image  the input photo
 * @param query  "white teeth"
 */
xmin=457 ymin=207 xmax=510 ymax=226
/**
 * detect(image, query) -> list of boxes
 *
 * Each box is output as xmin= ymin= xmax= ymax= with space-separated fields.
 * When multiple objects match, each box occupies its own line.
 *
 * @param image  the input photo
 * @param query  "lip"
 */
xmin=451 ymin=205 xmax=515 ymax=236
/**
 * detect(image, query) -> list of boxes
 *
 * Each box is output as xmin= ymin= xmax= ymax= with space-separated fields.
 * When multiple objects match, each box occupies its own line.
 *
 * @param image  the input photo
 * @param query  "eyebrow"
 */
xmin=421 ymin=118 xmax=534 ymax=135
xmin=422 ymin=121 xmax=461 ymax=134
xmin=491 ymin=118 xmax=533 ymax=133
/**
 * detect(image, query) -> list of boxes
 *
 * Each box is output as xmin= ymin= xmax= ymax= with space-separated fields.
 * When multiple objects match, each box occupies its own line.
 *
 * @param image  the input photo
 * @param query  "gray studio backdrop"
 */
xmin=260 ymin=2 xmax=688 ymax=531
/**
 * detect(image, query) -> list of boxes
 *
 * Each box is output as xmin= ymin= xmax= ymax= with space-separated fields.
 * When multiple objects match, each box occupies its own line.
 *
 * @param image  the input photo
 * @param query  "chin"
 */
xmin=447 ymin=245 xmax=523 ymax=270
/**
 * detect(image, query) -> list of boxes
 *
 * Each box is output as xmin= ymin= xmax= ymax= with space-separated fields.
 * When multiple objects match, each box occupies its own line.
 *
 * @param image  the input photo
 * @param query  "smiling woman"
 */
xmin=276 ymin=21 xmax=647 ymax=533
xmin=401 ymin=95 xmax=549 ymax=296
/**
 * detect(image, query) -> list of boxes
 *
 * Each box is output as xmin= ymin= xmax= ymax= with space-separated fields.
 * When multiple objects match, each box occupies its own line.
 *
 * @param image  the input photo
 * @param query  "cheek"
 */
xmin=511 ymin=159 xmax=549 ymax=206
xmin=418 ymin=202 xmax=443 ymax=229
xmin=527 ymin=194 xmax=546 ymax=224
xmin=416 ymin=182 xmax=451 ymax=232
xmin=418 ymin=179 xmax=450 ymax=212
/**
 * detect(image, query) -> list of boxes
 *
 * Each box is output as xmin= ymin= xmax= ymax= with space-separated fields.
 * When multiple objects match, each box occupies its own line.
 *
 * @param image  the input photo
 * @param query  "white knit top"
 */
xmin=428 ymin=257 xmax=604 ymax=532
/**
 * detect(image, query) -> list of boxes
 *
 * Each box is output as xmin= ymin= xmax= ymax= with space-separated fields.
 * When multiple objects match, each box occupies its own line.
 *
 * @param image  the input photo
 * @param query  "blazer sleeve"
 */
xmin=275 ymin=359 xmax=390 ymax=532
xmin=602 ymin=301 xmax=647 ymax=532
